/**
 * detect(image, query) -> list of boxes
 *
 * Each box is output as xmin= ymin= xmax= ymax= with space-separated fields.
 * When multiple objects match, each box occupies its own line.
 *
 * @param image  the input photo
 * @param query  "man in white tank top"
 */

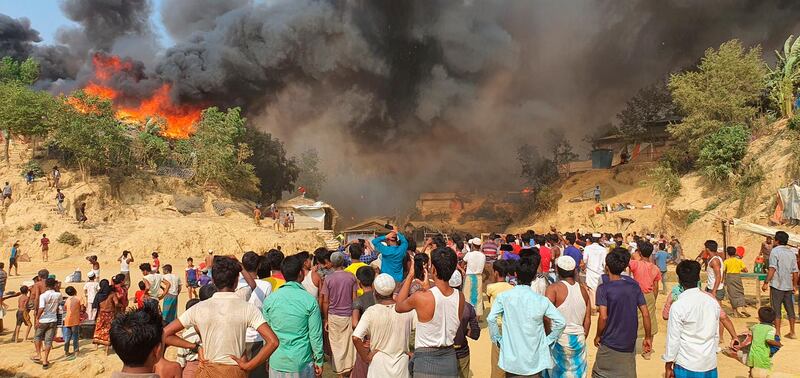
xmin=544 ymin=256 xmax=590 ymax=378
xmin=396 ymin=247 xmax=464 ymax=378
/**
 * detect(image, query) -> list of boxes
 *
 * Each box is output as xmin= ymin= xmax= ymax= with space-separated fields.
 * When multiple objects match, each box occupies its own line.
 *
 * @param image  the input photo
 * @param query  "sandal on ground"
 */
xmin=42 ymin=363 xmax=50 ymax=369
xmin=29 ymin=357 xmax=42 ymax=364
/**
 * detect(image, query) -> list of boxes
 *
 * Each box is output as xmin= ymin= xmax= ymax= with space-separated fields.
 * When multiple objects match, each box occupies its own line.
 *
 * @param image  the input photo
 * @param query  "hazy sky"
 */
xmin=0 ymin=0 xmax=172 ymax=45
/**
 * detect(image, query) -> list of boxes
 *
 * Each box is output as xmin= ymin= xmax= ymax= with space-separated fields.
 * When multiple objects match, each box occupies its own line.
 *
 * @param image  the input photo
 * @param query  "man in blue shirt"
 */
xmin=593 ymin=248 xmax=652 ymax=378
xmin=488 ymin=249 xmax=566 ymax=377
xmin=370 ymin=226 xmax=408 ymax=283
xmin=563 ymin=233 xmax=583 ymax=271
xmin=653 ymin=243 xmax=671 ymax=294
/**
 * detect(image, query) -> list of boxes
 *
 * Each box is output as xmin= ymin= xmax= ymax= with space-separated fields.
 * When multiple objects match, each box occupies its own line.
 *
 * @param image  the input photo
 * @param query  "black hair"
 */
xmin=557 ymin=266 xmax=575 ymax=279
xmin=162 ymin=264 xmax=173 ymax=274
xmin=726 ymin=246 xmax=737 ymax=256
xmin=314 ymin=248 xmax=331 ymax=265
xmin=242 ymin=251 xmax=260 ymax=272
xmin=499 ymin=244 xmax=513 ymax=252
xmin=151 ymin=252 xmax=159 ymax=258
xmin=211 ymin=256 xmax=242 ymax=290
xmin=20 ymin=285 xmax=29 ymax=294
xmin=356 ymin=266 xmax=375 ymax=287
xmin=296 ymin=251 xmax=311 ymax=262
xmin=659 ymin=242 xmax=666 ymax=251
xmin=186 ymin=298 xmax=200 ymax=311
xmin=110 ymin=302 xmax=163 ymax=367
xmin=414 ymin=253 xmax=429 ymax=281
xmin=45 ymin=277 xmax=56 ymax=289
xmin=606 ymin=248 xmax=630 ymax=275
xmin=565 ymin=233 xmax=576 ymax=244
xmin=451 ymin=233 xmax=464 ymax=251
xmin=775 ymin=231 xmax=789 ymax=245
xmin=547 ymin=233 xmax=559 ymax=243
xmin=676 ymin=260 xmax=701 ymax=289
xmin=187 ymin=257 xmax=193 ymax=262
xmin=492 ymin=260 xmax=509 ymax=277
xmin=348 ymin=243 xmax=364 ymax=260
xmin=431 ymin=247 xmax=457 ymax=281
xmin=256 ymin=255 xmax=270 ymax=279
xmin=506 ymin=234 xmax=517 ymax=243
xmin=281 ymin=254 xmax=304 ymax=282
xmin=638 ymin=241 xmax=654 ymax=258
xmin=38 ymin=269 xmax=49 ymax=279
xmin=199 ymin=284 xmax=217 ymax=300
xmin=265 ymin=250 xmax=285 ymax=271
xmin=113 ymin=274 xmax=125 ymax=285
xmin=432 ymin=234 xmax=447 ymax=249
xmin=139 ymin=263 xmax=152 ymax=273
xmin=407 ymin=238 xmax=417 ymax=253
xmin=758 ymin=306 xmax=776 ymax=323
xmin=534 ymin=234 xmax=546 ymax=246
xmin=65 ymin=286 xmax=77 ymax=296
xmin=704 ymin=240 xmax=718 ymax=252
xmin=138 ymin=281 xmax=146 ymax=290
xmin=516 ymin=259 xmax=536 ymax=285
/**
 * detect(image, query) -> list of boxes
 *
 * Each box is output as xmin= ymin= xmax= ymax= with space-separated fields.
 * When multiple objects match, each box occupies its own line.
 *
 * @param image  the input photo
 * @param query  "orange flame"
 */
xmin=68 ymin=54 xmax=202 ymax=138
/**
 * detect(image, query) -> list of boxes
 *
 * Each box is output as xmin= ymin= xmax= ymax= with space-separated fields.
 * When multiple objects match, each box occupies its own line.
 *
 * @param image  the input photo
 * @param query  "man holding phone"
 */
xmin=371 ymin=225 xmax=408 ymax=285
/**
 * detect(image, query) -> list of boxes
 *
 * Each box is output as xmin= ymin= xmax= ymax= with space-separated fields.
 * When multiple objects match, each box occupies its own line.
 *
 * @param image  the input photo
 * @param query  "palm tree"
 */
xmin=768 ymin=35 xmax=800 ymax=118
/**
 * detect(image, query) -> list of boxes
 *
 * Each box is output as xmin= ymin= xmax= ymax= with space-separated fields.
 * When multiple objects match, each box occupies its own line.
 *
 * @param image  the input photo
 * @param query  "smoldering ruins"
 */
xmin=2 ymin=0 xmax=800 ymax=217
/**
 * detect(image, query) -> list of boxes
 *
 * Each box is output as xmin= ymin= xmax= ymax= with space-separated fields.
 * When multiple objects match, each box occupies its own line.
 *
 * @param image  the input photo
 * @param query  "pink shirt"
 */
xmin=628 ymin=259 xmax=661 ymax=294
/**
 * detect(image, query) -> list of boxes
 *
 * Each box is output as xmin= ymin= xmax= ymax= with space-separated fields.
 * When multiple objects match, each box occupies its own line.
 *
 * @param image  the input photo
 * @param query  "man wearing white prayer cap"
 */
xmin=352 ymin=273 xmax=415 ymax=377
xmin=583 ymin=232 xmax=608 ymax=312
xmin=545 ymin=256 xmax=590 ymax=377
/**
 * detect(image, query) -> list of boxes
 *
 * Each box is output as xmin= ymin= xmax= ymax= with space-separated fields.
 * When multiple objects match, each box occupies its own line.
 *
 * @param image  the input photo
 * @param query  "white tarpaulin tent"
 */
xmin=778 ymin=184 xmax=800 ymax=221
xmin=732 ymin=218 xmax=800 ymax=246
xmin=277 ymin=196 xmax=338 ymax=231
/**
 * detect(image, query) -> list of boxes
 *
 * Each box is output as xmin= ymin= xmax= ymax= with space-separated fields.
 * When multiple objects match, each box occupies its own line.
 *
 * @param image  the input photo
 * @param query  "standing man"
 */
xmin=140 ymin=263 xmax=170 ymax=302
xmin=583 ymin=233 xmax=608 ymax=312
xmin=628 ymin=241 xmax=661 ymax=354
xmin=237 ymin=251 xmax=273 ymax=378
xmin=55 ymin=189 xmax=65 ymax=216
xmin=396 ymin=247 xmax=465 ymax=378
xmin=370 ymin=226 xmax=409 ymax=284
xmin=321 ymin=252 xmax=358 ymax=376
xmin=253 ymin=205 xmax=261 ymax=226
xmin=352 ymin=273 xmax=415 ymax=378
xmin=51 ymin=166 xmax=61 ymax=189
xmin=40 ymin=234 xmax=50 ymax=262
xmin=663 ymin=260 xmax=724 ymax=377
xmin=592 ymin=248 xmax=652 ymax=378
xmin=161 ymin=265 xmax=181 ymax=324
xmin=488 ymin=251 xmax=566 ymax=377
xmin=462 ymin=238 xmax=486 ymax=318
xmin=163 ymin=256 xmax=280 ymax=377
xmin=2 ymin=181 xmax=12 ymax=206
xmin=545 ymin=256 xmax=591 ymax=378
xmin=704 ymin=240 xmax=725 ymax=302
xmin=33 ymin=277 xmax=60 ymax=370
xmin=761 ymin=231 xmax=798 ymax=339
xmin=594 ymin=186 xmax=601 ymax=202
xmin=262 ymin=254 xmax=324 ymax=377
xmin=8 ymin=242 xmax=19 ymax=276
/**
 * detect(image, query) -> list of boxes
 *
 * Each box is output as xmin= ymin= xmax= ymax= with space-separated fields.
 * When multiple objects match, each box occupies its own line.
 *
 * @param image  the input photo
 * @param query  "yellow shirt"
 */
xmin=486 ymin=281 xmax=513 ymax=327
xmin=723 ymin=257 xmax=746 ymax=274
xmin=265 ymin=276 xmax=285 ymax=291
xmin=344 ymin=262 xmax=368 ymax=296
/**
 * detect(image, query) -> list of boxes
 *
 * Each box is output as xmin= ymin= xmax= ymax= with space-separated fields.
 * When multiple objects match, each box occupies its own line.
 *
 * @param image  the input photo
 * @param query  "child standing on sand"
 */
xmin=151 ymin=252 xmax=161 ymax=274
xmin=185 ymin=257 xmax=200 ymax=300
xmin=13 ymin=285 xmax=32 ymax=342
xmin=63 ymin=286 xmax=81 ymax=360
xmin=748 ymin=307 xmax=782 ymax=378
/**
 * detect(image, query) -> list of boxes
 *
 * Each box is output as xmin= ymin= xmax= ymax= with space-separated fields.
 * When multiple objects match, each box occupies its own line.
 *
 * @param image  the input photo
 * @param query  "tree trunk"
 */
xmin=30 ymin=136 xmax=36 ymax=160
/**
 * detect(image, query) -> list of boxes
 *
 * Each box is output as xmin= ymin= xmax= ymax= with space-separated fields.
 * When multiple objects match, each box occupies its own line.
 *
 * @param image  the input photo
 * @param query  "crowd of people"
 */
xmin=0 ymin=225 xmax=797 ymax=378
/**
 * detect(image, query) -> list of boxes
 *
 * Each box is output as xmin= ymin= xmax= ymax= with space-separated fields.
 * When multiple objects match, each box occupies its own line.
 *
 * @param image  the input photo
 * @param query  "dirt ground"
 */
xmin=2 ymin=257 xmax=800 ymax=377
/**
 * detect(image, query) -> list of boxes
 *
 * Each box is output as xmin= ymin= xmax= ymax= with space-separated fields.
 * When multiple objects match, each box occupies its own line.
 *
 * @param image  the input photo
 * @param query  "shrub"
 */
xmin=686 ymin=210 xmax=702 ymax=225
xmin=648 ymin=164 xmax=682 ymax=202
xmin=788 ymin=112 xmax=800 ymax=131
xmin=57 ymin=231 xmax=81 ymax=246
xmin=20 ymin=159 xmax=44 ymax=178
xmin=697 ymin=124 xmax=750 ymax=183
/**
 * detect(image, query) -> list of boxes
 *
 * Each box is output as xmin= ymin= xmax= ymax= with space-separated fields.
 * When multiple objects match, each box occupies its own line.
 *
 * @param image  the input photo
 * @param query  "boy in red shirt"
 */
xmin=134 ymin=281 xmax=147 ymax=309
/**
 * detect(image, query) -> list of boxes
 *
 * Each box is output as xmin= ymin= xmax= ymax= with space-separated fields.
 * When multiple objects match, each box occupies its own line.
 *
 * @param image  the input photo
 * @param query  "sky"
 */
xmin=0 ymin=0 xmax=172 ymax=45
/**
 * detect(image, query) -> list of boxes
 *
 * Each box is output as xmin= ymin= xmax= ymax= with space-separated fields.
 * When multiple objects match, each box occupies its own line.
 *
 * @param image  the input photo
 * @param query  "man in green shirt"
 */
xmin=262 ymin=254 xmax=324 ymax=377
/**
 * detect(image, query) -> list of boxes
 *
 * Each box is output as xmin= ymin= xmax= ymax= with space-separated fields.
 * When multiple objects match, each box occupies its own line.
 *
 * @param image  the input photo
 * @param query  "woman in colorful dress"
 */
xmin=92 ymin=279 xmax=118 ymax=354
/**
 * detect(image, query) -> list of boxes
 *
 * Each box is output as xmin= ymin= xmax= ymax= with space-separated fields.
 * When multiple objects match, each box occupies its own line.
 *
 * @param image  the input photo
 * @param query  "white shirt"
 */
xmin=120 ymin=258 xmax=130 ymax=273
xmin=583 ymin=243 xmax=608 ymax=289
xmin=144 ymin=273 xmax=163 ymax=298
xmin=236 ymin=276 xmax=273 ymax=343
xmin=662 ymin=288 xmax=720 ymax=372
xmin=178 ymin=292 xmax=266 ymax=365
xmin=164 ymin=273 xmax=181 ymax=296
xmin=84 ymin=281 xmax=99 ymax=305
xmin=353 ymin=303 xmax=415 ymax=378
xmin=38 ymin=290 xmax=61 ymax=323
xmin=463 ymin=251 xmax=486 ymax=275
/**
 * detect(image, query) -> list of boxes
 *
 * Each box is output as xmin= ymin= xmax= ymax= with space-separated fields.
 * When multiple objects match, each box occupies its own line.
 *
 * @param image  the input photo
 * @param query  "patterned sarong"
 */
xmin=412 ymin=347 xmax=458 ymax=378
xmin=464 ymin=274 xmax=484 ymax=316
xmin=162 ymin=294 xmax=178 ymax=323
xmin=92 ymin=310 xmax=113 ymax=346
xmin=545 ymin=333 xmax=587 ymax=378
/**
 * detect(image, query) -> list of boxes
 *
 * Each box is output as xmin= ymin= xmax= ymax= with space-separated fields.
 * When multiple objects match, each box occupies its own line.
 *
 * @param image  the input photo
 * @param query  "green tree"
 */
xmin=296 ymin=148 xmax=326 ymax=199
xmin=51 ymin=91 xmax=132 ymax=180
xmin=617 ymin=82 xmax=678 ymax=142
xmin=0 ymin=57 xmax=53 ymax=163
xmin=245 ymin=127 xmax=299 ymax=203
xmin=697 ymin=124 xmax=750 ymax=183
xmin=668 ymin=40 xmax=766 ymax=153
xmin=189 ymin=107 xmax=259 ymax=197
xmin=767 ymin=35 xmax=800 ymax=118
xmin=518 ymin=143 xmax=558 ymax=191
xmin=133 ymin=118 xmax=170 ymax=169
xmin=547 ymin=129 xmax=578 ymax=167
